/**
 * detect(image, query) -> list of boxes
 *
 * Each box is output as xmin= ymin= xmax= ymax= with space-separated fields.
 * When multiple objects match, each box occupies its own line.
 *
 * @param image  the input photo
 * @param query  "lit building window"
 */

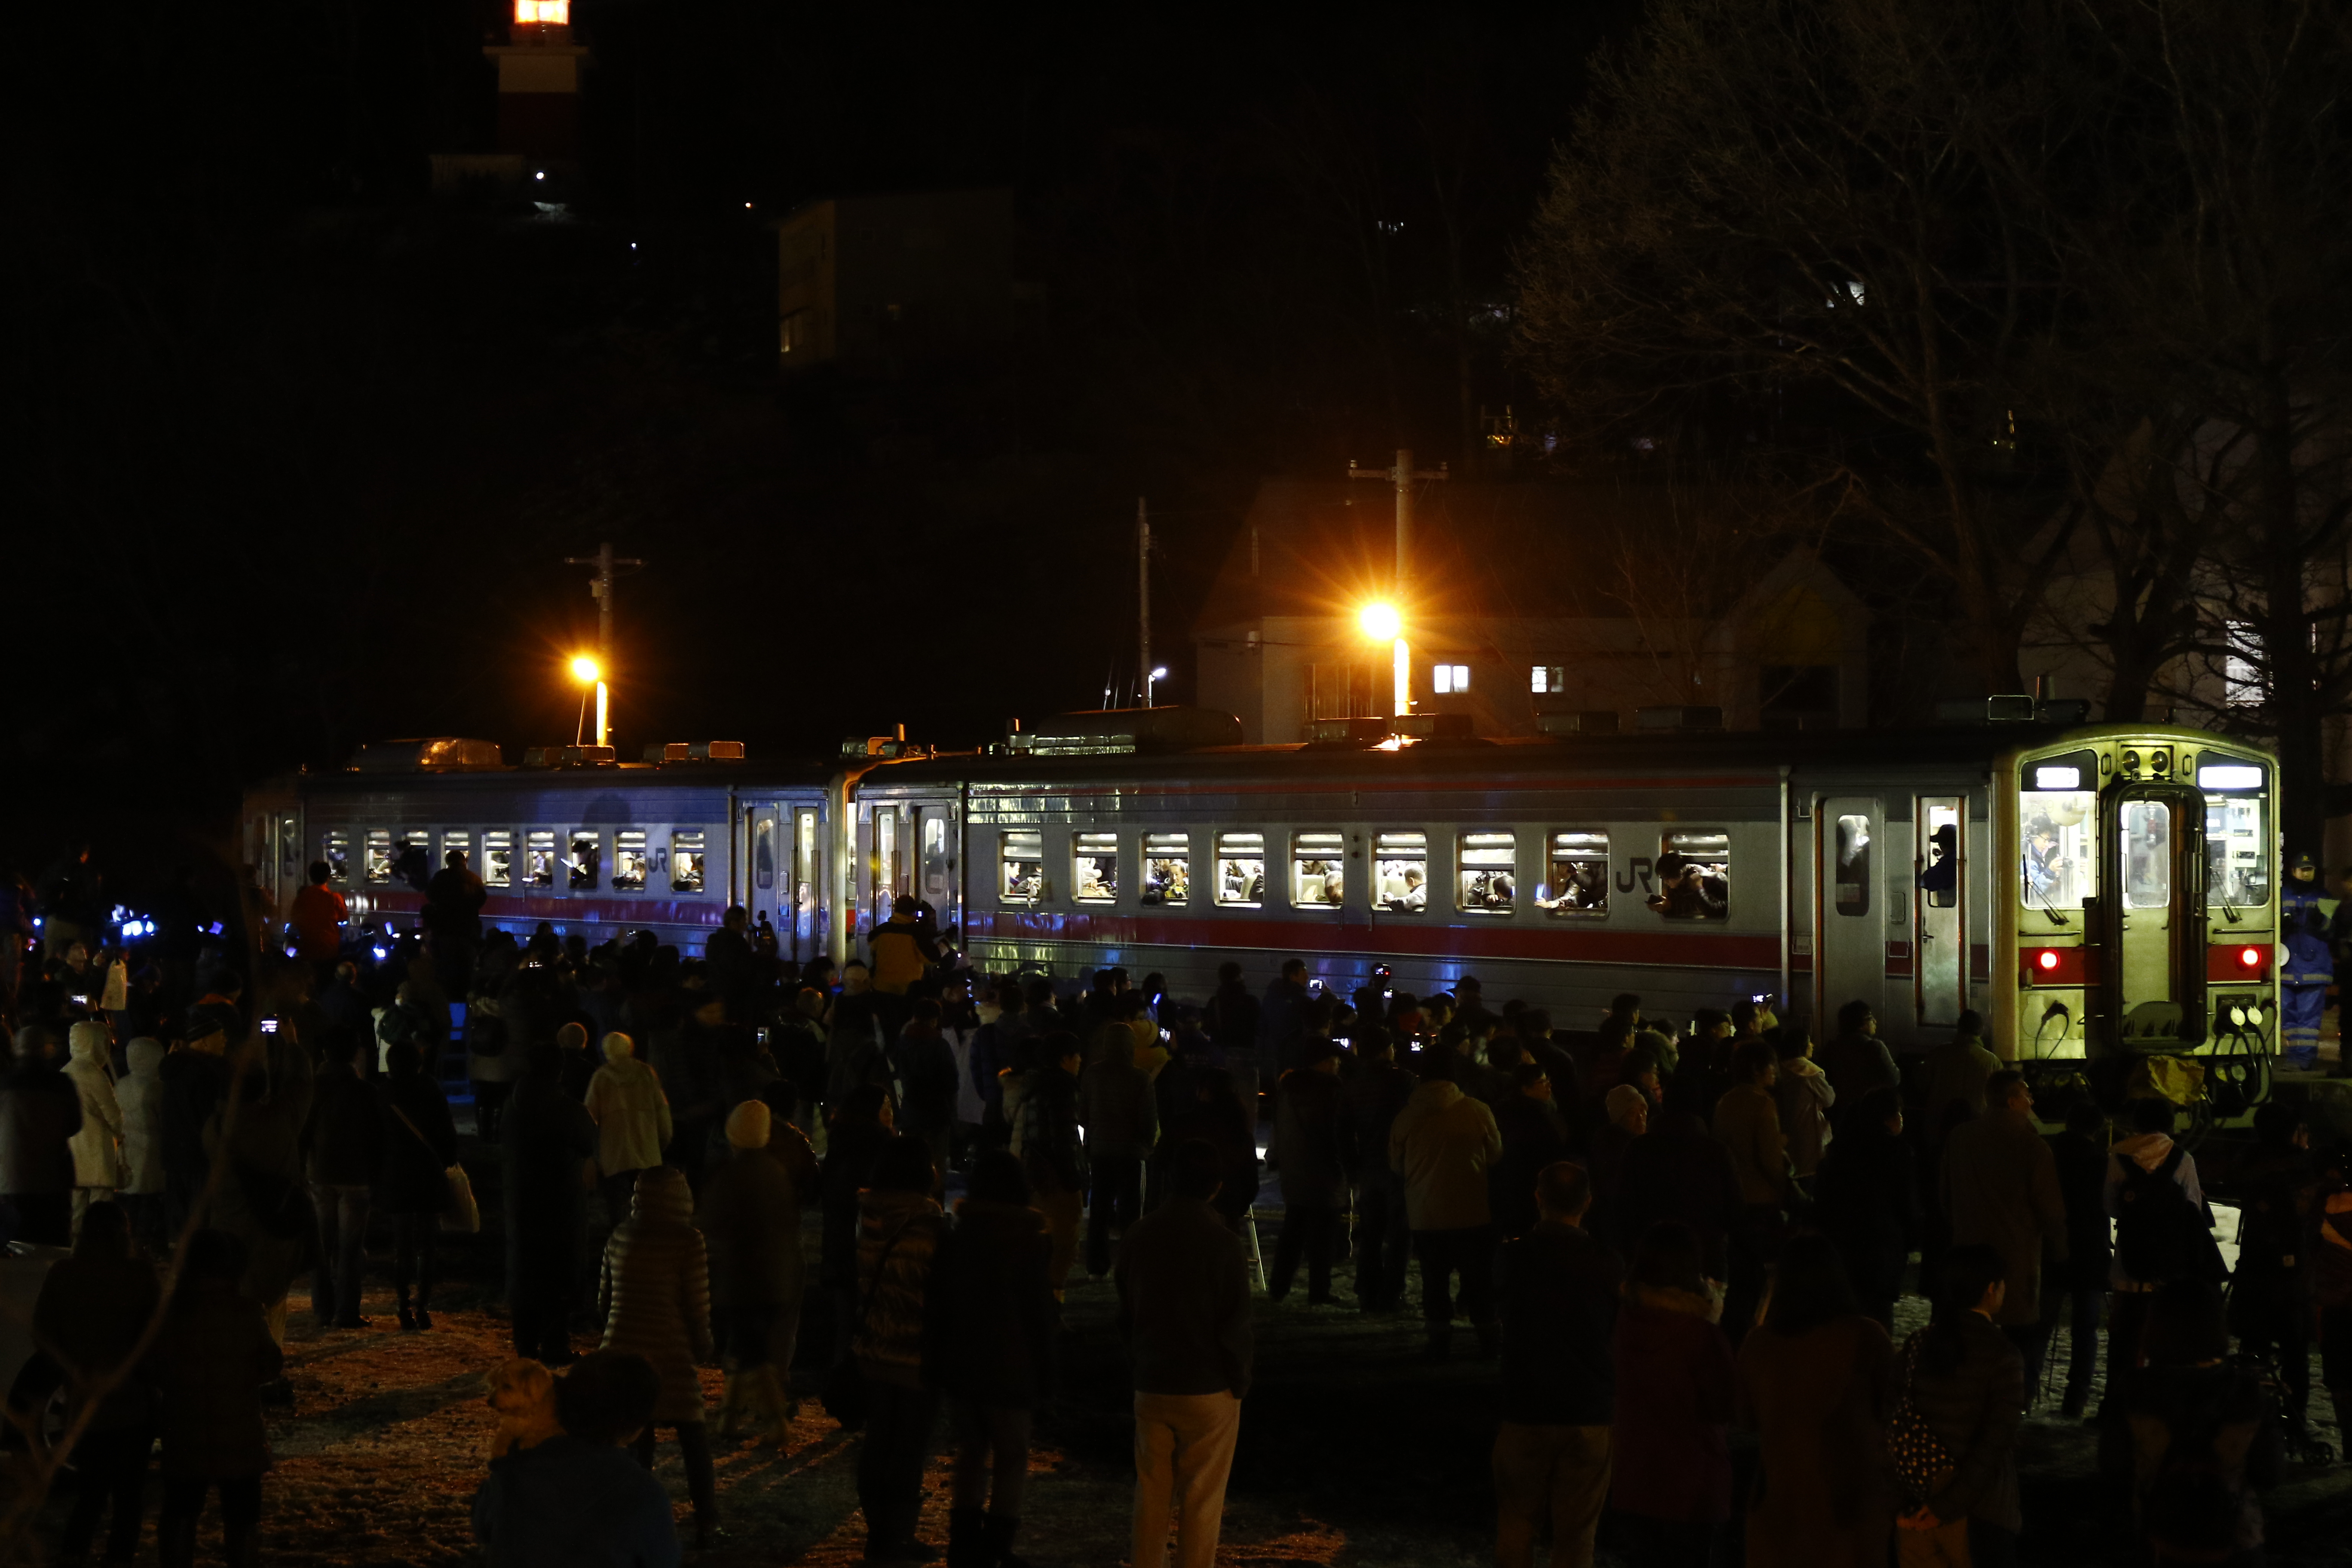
xmin=1433 ymin=663 xmax=1471 ymax=695
xmin=1531 ymin=665 xmax=1565 ymax=694
xmin=515 ymin=0 xmax=569 ymax=23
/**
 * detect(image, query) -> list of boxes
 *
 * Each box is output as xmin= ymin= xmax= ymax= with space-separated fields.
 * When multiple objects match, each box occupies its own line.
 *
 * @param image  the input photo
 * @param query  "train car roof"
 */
xmin=856 ymin=721 xmax=2258 ymax=790
xmin=283 ymin=758 xmax=843 ymax=799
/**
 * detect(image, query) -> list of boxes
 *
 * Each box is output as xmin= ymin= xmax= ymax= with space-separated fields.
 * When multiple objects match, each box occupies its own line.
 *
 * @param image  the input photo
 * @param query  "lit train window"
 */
xmin=1141 ymin=833 xmax=1189 ymax=906
xmin=481 ymin=831 xmax=513 ymax=888
xmin=672 ymin=831 xmax=706 ymax=893
xmin=1834 ymin=815 xmax=1872 ymax=917
xmin=527 ymin=832 xmax=557 ymax=888
xmin=2201 ymin=761 xmax=2269 ymax=910
xmin=1458 ymin=831 xmax=1516 ymax=913
xmin=1216 ymin=833 xmax=1265 ymax=906
xmin=613 ymin=831 xmax=649 ymax=891
xmin=1001 ymin=830 xmax=1043 ymax=900
xmin=1074 ymin=832 xmax=1119 ymax=903
xmin=397 ymin=832 xmax=433 ymax=889
xmin=364 ymin=831 xmax=393 ymax=885
xmin=444 ymin=830 xmax=471 ymax=872
xmin=2020 ymin=752 xmax=2096 ymax=912
xmin=323 ymin=833 xmax=351 ymax=885
xmin=1653 ymin=832 xmax=1728 ymax=920
xmin=568 ymin=832 xmax=600 ymax=891
xmin=1541 ymin=832 xmax=1608 ymax=916
xmin=1292 ymin=832 xmax=1345 ymax=907
xmin=1375 ymin=832 xmax=1428 ymax=912
xmin=2121 ymin=801 xmax=2171 ymax=908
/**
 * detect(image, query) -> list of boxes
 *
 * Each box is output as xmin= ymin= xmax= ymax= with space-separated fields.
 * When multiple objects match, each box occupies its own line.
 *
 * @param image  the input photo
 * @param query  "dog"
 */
xmin=482 ymin=1357 xmax=562 ymax=1459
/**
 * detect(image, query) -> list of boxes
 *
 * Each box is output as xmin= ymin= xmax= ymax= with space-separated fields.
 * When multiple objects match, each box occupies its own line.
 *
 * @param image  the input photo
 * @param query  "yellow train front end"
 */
xmin=1996 ymin=726 xmax=2280 ymax=1127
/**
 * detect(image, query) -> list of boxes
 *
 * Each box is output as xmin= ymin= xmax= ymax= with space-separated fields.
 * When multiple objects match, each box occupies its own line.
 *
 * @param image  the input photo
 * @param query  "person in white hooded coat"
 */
xmin=115 ymin=1038 xmax=167 ymax=1256
xmin=62 ymin=1021 xmax=123 ymax=1235
xmin=583 ymin=1032 xmax=672 ymax=1227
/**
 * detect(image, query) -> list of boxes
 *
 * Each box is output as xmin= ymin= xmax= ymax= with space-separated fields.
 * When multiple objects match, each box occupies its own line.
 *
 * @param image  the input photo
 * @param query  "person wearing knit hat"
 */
xmin=1605 ymin=1083 xmax=1650 ymax=1133
xmin=698 ymin=1099 xmax=803 ymax=1442
xmin=62 ymin=1021 xmax=122 ymax=1238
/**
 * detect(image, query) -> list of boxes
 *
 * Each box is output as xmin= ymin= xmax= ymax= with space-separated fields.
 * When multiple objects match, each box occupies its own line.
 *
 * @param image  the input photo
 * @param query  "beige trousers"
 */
xmin=1131 ymin=1390 xmax=1242 ymax=1568
xmin=1491 ymin=1421 xmax=1612 ymax=1568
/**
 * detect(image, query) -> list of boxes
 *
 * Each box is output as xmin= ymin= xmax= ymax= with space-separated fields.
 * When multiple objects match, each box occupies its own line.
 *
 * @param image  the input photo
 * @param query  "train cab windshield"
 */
xmin=2200 ymin=761 xmax=2270 ymax=912
xmin=2020 ymin=755 xmax=2097 ymax=912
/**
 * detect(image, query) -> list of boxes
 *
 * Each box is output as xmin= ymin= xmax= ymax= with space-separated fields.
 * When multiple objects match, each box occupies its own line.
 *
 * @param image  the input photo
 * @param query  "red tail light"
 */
xmin=2240 ymin=946 xmax=2263 ymax=969
xmin=2036 ymin=949 xmax=2060 ymax=973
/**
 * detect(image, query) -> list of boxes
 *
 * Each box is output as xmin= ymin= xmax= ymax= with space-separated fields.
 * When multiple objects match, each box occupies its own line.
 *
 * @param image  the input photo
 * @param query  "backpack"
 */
xmin=1887 ymin=1330 xmax=1956 ymax=1503
xmin=2113 ymin=1144 xmax=2211 ymax=1284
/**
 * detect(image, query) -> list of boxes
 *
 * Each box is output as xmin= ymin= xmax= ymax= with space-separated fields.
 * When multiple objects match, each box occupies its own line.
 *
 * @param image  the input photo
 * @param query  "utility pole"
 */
xmin=563 ymin=541 xmax=644 ymax=748
xmin=1348 ymin=450 xmax=1448 ymax=719
xmin=1138 ymin=498 xmax=1153 ymax=706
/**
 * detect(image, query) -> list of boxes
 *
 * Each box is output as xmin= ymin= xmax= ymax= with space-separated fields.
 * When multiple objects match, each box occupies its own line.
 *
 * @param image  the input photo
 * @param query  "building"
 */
xmin=775 ymin=188 xmax=1016 ymax=371
xmin=1192 ymin=478 xmax=1870 ymax=744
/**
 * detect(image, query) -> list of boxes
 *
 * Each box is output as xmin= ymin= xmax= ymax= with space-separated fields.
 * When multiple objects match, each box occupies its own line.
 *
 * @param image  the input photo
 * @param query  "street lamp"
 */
xmin=1147 ymin=665 xmax=1168 ymax=705
xmin=570 ymin=655 xmax=607 ymax=748
xmin=1360 ymin=602 xmax=1409 ymax=720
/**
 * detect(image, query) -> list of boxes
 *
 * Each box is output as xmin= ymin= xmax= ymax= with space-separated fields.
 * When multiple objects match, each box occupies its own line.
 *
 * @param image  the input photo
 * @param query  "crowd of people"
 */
xmin=0 ymin=857 xmax=2345 ymax=1567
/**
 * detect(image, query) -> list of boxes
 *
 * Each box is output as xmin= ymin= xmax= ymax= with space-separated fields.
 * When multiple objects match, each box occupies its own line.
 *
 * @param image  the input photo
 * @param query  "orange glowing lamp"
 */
xmin=516 ymin=0 xmax=569 ymax=24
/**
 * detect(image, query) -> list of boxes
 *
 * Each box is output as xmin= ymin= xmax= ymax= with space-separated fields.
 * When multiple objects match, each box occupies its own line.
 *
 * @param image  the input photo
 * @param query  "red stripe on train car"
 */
xmin=961 ymin=910 xmax=1781 ymax=969
xmin=354 ymin=889 xmax=725 ymax=930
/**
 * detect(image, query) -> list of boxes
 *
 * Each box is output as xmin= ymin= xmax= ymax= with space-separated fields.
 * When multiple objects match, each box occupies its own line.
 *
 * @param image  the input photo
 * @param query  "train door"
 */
xmin=750 ymin=806 xmax=779 ymax=929
xmin=793 ymin=807 xmax=821 ymax=963
xmin=1816 ymin=797 xmax=1884 ymax=1029
xmin=2099 ymin=783 xmax=2207 ymax=1047
xmin=1915 ymin=797 xmax=1965 ymax=1028
xmin=918 ymin=805 xmax=957 ymax=931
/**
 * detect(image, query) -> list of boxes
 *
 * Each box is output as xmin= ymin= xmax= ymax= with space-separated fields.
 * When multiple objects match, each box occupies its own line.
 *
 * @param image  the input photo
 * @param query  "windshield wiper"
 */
xmin=2216 ymin=885 xmax=2242 ymax=924
xmin=2035 ymin=884 xmax=2070 ymax=927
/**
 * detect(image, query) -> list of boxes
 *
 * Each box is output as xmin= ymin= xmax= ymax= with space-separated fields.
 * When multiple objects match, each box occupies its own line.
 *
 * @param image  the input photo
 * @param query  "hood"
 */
xmin=629 ymin=1165 xmax=692 ymax=1225
xmin=126 ymin=1038 xmax=165 ymax=1078
xmin=1781 ymin=1057 xmax=1822 ymax=1078
xmin=2114 ymin=1131 xmax=2176 ymax=1172
xmin=1407 ymin=1079 xmax=1464 ymax=1112
xmin=1627 ymin=1281 xmax=1725 ymax=1323
xmin=601 ymin=1032 xmax=637 ymax=1066
xmin=68 ymin=1021 xmax=110 ymax=1065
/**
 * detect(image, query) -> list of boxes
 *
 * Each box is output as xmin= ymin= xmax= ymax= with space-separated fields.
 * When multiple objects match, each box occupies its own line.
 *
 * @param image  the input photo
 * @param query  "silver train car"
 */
xmin=242 ymin=709 xmax=2283 ymax=1107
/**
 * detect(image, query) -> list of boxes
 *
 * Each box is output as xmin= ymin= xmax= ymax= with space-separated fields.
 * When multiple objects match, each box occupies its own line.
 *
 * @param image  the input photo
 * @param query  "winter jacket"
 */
xmin=2128 ymin=1362 xmax=2282 ymax=1561
xmin=820 ymin=1119 xmax=893 ymax=1289
xmin=1712 ymin=1082 xmax=1789 ymax=1207
xmin=1772 ymin=1060 xmax=1834 ymax=1179
xmin=867 ymin=916 xmax=935 ymax=995
xmin=1490 ymin=1093 xmax=1571 ymax=1239
xmin=2049 ymin=1127 xmax=2114 ymax=1292
xmin=892 ymin=1029 xmax=962 ymax=1140
xmin=922 ymin=1196 xmax=1057 ymax=1408
xmin=1617 ymin=1110 xmax=1744 ymax=1277
xmin=1493 ymin=1220 xmax=1622 ymax=1426
xmin=1912 ymin=1036 xmax=2001 ymax=1125
xmin=1736 ymin=1314 xmax=1897 ymax=1568
xmin=584 ymin=1036 xmax=673 ymax=1177
xmin=1079 ymin=1050 xmax=1159 ymax=1164
xmin=1388 ymin=1080 xmax=1502 ymax=1231
xmin=63 ymin=1022 xmax=122 ymax=1188
xmin=1813 ymin=1122 xmax=1920 ymax=1308
xmin=696 ymin=1145 xmax=805 ymax=1311
xmin=146 ymin=1278 xmax=283 ymax=1478
xmin=117 ymin=1039 xmax=166 ymax=1195
xmin=1115 ymin=1195 xmax=1253 ymax=1398
xmin=203 ymin=1075 xmax=311 ymax=1307
xmin=377 ymin=1068 xmax=458 ymax=1217
xmin=1340 ymin=1058 xmax=1418 ymax=1181
xmin=0 ymin=1057 xmax=83 ymax=1194
xmin=1941 ymin=1107 xmax=2068 ymax=1323
xmin=598 ymin=1166 xmax=713 ymax=1424
xmin=1270 ymin=1067 xmax=1352 ymax=1207
xmin=1013 ymin=1066 xmax=1087 ymax=1193
xmin=1814 ymin=1030 xmax=1899 ymax=1112
xmin=1612 ymin=1283 xmax=1735 ymax=1522
xmin=472 ymin=1434 xmax=682 ymax=1568
xmin=303 ymin=1059 xmax=386 ymax=1188
xmin=851 ymin=1187 xmax=947 ymax=1387
xmin=504 ymin=1072 xmax=597 ymax=1313
xmin=1901 ymin=1314 xmax=2024 ymax=1531
xmin=34 ymin=1236 xmax=161 ymax=1434
xmin=157 ymin=1048 xmax=227 ymax=1185
xmin=1156 ymin=1098 xmax=1259 ymax=1225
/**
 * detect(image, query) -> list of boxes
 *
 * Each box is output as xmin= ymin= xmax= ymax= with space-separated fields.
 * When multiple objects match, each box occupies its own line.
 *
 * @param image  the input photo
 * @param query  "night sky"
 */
xmin=3 ymin=1 xmax=1637 ymax=892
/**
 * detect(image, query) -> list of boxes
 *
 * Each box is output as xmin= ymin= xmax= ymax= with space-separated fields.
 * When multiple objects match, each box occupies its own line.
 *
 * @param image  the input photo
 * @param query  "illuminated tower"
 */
xmin=486 ymin=2 xmax=587 ymax=164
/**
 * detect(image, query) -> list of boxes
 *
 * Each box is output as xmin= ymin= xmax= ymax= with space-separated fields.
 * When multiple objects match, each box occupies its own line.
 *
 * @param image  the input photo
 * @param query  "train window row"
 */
xmin=998 ymin=827 xmax=1731 ymax=920
xmin=321 ymin=827 xmax=710 ymax=895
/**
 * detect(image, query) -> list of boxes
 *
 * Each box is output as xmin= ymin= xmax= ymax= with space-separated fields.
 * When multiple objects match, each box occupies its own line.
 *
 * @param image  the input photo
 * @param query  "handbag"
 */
xmin=389 ymin=1100 xmax=481 ymax=1235
xmin=820 ymin=1215 xmax=917 ymax=1430
xmin=1888 ymin=1329 xmax=1955 ymax=1504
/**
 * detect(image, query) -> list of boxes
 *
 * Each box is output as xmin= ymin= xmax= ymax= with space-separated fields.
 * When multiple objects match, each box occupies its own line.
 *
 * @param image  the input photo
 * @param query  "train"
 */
xmin=242 ymin=704 xmax=2284 ymax=1115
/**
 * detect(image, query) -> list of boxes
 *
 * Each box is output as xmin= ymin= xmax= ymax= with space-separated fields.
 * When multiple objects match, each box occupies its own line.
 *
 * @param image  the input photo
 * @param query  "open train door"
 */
xmin=2096 ymin=782 xmax=2208 ymax=1050
xmin=1915 ymin=796 xmax=1966 ymax=1029
xmin=1816 ymin=796 xmax=1886 ymax=1032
